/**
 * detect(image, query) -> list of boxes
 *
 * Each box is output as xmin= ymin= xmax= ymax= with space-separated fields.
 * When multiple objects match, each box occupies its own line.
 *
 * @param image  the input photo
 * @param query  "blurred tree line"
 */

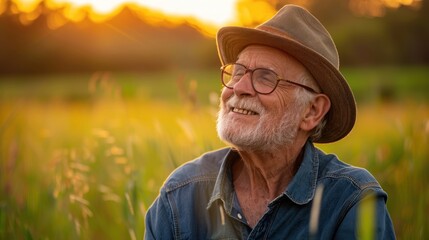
xmin=0 ymin=1 xmax=217 ymax=75
xmin=0 ymin=0 xmax=428 ymax=76
xmin=307 ymin=0 xmax=429 ymax=66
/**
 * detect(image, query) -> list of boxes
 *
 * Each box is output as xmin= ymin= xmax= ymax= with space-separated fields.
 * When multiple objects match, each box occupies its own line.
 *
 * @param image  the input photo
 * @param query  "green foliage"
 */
xmin=343 ymin=66 xmax=429 ymax=103
xmin=0 ymin=67 xmax=428 ymax=239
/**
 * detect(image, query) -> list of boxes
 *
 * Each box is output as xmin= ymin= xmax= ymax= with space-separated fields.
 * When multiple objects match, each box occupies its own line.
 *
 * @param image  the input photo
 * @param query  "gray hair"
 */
xmin=295 ymin=73 xmax=327 ymax=142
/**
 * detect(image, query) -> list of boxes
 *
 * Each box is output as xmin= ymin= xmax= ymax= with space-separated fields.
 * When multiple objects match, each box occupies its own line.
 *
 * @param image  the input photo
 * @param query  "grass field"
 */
xmin=1 ymin=66 xmax=428 ymax=239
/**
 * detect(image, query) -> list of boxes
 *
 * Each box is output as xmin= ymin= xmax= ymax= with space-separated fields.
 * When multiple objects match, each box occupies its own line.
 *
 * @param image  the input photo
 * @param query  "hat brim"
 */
xmin=217 ymin=26 xmax=356 ymax=143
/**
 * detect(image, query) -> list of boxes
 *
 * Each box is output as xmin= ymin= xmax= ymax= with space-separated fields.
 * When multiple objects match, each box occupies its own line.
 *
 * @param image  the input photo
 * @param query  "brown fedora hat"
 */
xmin=216 ymin=4 xmax=356 ymax=143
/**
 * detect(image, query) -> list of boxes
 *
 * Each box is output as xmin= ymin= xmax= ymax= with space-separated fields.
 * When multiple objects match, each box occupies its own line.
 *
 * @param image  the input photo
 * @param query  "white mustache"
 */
xmin=225 ymin=96 xmax=265 ymax=114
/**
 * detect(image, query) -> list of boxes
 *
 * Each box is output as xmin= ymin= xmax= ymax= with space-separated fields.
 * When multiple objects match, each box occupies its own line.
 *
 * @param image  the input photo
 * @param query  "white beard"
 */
xmin=216 ymin=96 xmax=303 ymax=152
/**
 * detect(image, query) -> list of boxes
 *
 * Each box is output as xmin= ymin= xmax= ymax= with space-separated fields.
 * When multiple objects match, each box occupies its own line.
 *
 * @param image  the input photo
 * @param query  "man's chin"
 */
xmin=217 ymin=127 xmax=262 ymax=148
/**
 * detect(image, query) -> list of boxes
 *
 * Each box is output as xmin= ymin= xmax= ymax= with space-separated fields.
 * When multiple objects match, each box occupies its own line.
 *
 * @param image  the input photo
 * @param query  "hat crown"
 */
xmin=257 ymin=5 xmax=339 ymax=69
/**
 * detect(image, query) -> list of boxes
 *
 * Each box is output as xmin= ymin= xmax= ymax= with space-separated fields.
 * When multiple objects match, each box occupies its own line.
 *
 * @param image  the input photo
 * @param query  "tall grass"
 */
xmin=0 ymin=66 xmax=428 ymax=239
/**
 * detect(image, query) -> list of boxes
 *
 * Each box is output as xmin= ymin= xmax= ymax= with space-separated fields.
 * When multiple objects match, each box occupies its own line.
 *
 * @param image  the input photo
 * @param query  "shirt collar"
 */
xmin=207 ymin=148 xmax=239 ymax=212
xmin=207 ymin=141 xmax=319 ymax=211
xmin=284 ymin=141 xmax=319 ymax=204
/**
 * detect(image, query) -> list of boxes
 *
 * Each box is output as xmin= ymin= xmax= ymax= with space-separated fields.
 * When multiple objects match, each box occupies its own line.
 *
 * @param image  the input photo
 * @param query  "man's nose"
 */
xmin=232 ymin=73 xmax=257 ymax=97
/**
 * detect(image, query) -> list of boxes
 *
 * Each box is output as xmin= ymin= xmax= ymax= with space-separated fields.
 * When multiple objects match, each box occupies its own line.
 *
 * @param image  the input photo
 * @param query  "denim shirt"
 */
xmin=145 ymin=141 xmax=396 ymax=239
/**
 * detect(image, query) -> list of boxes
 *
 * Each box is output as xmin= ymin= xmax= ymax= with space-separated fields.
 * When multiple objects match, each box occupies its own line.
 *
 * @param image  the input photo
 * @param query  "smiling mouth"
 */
xmin=231 ymin=107 xmax=258 ymax=115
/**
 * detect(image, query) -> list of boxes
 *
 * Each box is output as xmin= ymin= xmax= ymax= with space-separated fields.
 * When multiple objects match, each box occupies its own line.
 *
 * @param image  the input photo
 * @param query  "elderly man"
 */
xmin=145 ymin=5 xmax=396 ymax=239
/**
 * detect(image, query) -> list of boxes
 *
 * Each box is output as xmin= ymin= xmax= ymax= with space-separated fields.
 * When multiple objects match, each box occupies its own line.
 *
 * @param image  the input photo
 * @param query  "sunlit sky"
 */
xmin=10 ymin=0 xmax=238 ymax=25
xmin=5 ymin=0 xmax=422 ymax=36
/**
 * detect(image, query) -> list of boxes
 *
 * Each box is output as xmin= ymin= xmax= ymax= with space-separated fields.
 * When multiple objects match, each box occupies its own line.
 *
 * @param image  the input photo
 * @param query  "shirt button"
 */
xmin=237 ymin=213 xmax=242 ymax=219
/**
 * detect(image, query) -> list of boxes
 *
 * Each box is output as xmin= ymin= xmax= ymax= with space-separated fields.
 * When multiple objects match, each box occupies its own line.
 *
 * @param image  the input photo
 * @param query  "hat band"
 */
xmin=256 ymin=25 xmax=298 ymax=44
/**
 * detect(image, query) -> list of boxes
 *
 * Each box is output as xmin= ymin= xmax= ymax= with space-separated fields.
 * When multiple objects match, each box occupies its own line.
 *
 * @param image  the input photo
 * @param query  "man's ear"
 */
xmin=300 ymin=94 xmax=331 ymax=131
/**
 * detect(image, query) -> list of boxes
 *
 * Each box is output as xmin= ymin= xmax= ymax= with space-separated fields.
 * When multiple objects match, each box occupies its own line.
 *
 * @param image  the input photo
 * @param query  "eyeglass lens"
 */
xmin=222 ymin=64 xmax=279 ymax=94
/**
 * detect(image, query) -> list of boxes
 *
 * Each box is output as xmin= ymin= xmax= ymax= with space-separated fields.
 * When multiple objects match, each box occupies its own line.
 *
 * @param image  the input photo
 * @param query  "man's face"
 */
xmin=216 ymin=45 xmax=313 ymax=151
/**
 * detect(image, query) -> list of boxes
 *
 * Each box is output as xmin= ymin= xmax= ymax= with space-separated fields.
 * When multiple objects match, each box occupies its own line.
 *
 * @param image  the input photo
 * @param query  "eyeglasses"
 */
xmin=220 ymin=63 xmax=319 ymax=95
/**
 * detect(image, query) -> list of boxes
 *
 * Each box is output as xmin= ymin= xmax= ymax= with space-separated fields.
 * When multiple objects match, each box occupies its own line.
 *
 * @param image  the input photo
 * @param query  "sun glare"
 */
xmin=7 ymin=0 xmax=423 ymax=35
xmin=55 ymin=0 xmax=125 ymax=14
xmin=11 ymin=0 xmax=237 ymax=26
xmin=132 ymin=0 xmax=236 ymax=26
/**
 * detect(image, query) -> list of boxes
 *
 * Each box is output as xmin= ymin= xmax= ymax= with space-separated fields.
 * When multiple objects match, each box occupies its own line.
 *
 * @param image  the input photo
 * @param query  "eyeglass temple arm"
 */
xmin=283 ymin=80 xmax=320 ymax=94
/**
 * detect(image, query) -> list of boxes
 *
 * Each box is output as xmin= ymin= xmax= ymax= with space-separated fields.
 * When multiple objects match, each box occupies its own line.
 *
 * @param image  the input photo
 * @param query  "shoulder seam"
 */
xmin=320 ymin=173 xmax=379 ymax=190
xmin=165 ymin=175 xmax=218 ymax=192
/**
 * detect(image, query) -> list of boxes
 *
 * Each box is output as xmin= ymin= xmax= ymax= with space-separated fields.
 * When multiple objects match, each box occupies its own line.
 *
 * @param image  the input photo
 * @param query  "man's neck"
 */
xmin=232 ymin=140 xmax=306 ymax=227
xmin=234 ymin=143 xmax=304 ymax=198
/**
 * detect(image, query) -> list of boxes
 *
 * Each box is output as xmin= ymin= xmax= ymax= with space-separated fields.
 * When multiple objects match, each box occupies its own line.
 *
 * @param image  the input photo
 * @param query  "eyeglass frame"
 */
xmin=220 ymin=63 xmax=320 ymax=95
